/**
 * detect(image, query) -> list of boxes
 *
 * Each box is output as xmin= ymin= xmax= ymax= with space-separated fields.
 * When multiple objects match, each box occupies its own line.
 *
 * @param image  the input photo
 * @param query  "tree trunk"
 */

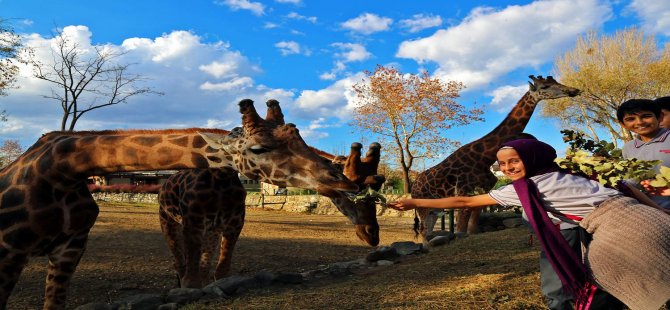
xmin=401 ymin=167 xmax=411 ymax=194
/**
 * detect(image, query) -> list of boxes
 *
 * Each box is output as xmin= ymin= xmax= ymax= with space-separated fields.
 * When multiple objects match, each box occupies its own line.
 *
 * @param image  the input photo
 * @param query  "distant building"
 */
xmin=89 ymin=170 xmax=261 ymax=191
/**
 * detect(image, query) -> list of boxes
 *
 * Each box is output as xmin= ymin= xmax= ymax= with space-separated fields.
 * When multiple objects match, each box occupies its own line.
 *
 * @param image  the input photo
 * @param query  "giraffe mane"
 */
xmin=42 ymin=128 xmax=231 ymax=137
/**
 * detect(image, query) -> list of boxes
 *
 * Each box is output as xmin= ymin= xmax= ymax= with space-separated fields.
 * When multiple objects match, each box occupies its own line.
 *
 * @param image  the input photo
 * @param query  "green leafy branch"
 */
xmin=649 ymin=166 xmax=670 ymax=187
xmin=557 ymin=130 xmax=658 ymax=188
xmin=352 ymin=186 xmax=387 ymax=204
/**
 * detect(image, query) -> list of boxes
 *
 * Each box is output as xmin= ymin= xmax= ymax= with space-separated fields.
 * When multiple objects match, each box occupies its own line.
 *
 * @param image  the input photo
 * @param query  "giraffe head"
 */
xmin=320 ymin=141 xmax=384 ymax=246
xmin=528 ymin=75 xmax=581 ymax=100
xmin=200 ymin=99 xmax=358 ymax=193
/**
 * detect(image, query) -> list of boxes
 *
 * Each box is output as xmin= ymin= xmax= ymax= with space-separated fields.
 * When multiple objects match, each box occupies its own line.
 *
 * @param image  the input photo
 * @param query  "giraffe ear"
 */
xmin=199 ymin=132 xmax=236 ymax=153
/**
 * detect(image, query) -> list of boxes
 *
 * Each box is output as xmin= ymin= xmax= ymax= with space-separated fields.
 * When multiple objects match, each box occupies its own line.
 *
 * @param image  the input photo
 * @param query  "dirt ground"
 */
xmin=7 ymin=202 xmax=419 ymax=310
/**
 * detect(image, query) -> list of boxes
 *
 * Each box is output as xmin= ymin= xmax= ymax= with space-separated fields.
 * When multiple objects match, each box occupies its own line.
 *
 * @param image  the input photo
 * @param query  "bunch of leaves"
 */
xmin=648 ymin=166 xmax=670 ymax=187
xmin=557 ymin=130 xmax=658 ymax=188
xmin=351 ymin=186 xmax=387 ymax=205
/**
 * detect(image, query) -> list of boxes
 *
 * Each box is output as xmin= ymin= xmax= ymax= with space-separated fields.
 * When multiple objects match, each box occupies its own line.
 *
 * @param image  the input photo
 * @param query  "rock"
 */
xmin=274 ymin=272 xmax=304 ymax=284
xmin=203 ymin=275 xmax=258 ymax=296
xmin=254 ymin=271 xmax=276 ymax=286
xmin=366 ymin=246 xmax=399 ymax=262
xmin=157 ymin=303 xmax=180 ymax=310
xmin=166 ymin=287 xmax=204 ymax=304
xmin=428 ymin=235 xmax=451 ymax=247
xmin=376 ymin=260 xmax=395 ymax=266
xmin=74 ymin=303 xmax=114 ymax=310
xmin=390 ymin=241 xmax=422 ymax=255
xmin=115 ymin=294 xmax=164 ymax=310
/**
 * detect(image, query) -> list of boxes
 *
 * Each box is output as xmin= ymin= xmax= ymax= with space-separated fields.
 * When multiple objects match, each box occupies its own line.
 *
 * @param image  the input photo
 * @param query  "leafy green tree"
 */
xmin=351 ymin=65 xmax=483 ymax=193
xmin=544 ymin=28 xmax=670 ymax=145
xmin=1 ymin=19 xmax=27 ymax=120
xmin=0 ymin=19 xmax=23 ymax=96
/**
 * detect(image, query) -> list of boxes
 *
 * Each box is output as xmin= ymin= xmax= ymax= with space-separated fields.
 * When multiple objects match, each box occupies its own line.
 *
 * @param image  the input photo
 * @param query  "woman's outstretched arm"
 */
xmin=387 ymin=194 xmax=497 ymax=211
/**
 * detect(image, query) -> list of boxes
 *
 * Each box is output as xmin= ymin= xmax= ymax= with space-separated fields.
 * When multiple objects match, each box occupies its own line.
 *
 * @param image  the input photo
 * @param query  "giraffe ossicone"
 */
xmin=0 ymin=98 xmax=357 ymax=309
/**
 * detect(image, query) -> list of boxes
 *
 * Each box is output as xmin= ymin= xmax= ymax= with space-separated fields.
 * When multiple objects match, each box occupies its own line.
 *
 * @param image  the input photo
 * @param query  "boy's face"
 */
xmin=660 ymin=109 xmax=670 ymax=129
xmin=621 ymin=111 xmax=660 ymax=138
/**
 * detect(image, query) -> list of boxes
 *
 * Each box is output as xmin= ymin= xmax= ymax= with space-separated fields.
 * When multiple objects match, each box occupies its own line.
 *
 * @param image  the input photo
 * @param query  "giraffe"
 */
xmin=411 ymin=75 xmax=580 ymax=242
xmin=159 ymin=103 xmax=384 ymax=287
xmin=316 ymin=142 xmax=385 ymax=244
xmin=0 ymin=99 xmax=357 ymax=310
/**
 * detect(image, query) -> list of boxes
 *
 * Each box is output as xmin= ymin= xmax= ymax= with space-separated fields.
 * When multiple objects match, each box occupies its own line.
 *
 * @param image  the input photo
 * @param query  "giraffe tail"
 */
xmin=412 ymin=209 xmax=420 ymax=238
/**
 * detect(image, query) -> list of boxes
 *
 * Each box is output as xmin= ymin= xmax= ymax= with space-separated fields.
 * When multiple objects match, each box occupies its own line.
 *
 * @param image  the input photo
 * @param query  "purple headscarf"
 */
xmin=502 ymin=139 xmax=596 ymax=309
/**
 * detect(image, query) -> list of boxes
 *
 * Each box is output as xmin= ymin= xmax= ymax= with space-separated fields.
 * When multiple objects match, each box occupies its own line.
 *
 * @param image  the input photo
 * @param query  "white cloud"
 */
xmin=205 ymin=118 xmax=234 ymax=128
xmin=627 ymin=0 xmax=670 ymax=36
xmin=199 ymin=61 xmax=239 ymax=78
xmin=123 ymin=30 xmax=203 ymax=63
xmin=275 ymin=40 xmax=301 ymax=55
xmin=319 ymin=61 xmax=346 ymax=80
xmin=488 ymin=84 xmax=528 ymax=112
xmin=341 ymin=13 xmax=393 ymax=35
xmin=2 ymin=25 xmax=291 ymax=145
xmin=294 ymin=73 xmax=365 ymax=119
xmin=215 ymin=0 xmax=265 ymax=16
xmin=200 ymin=77 xmax=254 ymax=91
xmin=287 ymin=12 xmax=317 ymax=23
xmin=399 ymin=14 xmax=443 ymax=33
xmin=396 ymin=0 xmax=612 ymax=89
xmin=264 ymin=22 xmax=279 ymax=29
xmin=332 ymin=42 xmax=371 ymax=62
xmin=320 ymin=43 xmax=370 ymax=80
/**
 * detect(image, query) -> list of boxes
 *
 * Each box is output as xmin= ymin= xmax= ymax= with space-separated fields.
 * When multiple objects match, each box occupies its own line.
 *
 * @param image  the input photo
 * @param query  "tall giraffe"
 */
xmin=0 ymin=99 xmax=357 ymax=310
xmin=158 ymin=140 xmax=384 ymax=288
xmin=411 ymin=75 xmax=580 ymax=241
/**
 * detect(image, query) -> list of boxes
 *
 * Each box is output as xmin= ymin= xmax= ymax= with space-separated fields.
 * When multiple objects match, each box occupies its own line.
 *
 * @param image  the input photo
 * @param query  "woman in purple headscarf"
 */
xmin=388 ymin=139 xmax=670 ymax=310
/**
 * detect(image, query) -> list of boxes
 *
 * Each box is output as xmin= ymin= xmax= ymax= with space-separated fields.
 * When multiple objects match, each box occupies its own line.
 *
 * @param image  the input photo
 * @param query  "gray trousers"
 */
xmin=539 ymin=227 xmax=624 ymax=310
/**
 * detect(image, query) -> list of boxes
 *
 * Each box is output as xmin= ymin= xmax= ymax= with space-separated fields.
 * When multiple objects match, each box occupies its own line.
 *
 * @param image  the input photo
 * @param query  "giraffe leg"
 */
xmin=181 ymin=218 xmax=206 ymax=288
xmin=159 ymin=207 xmax=186 ymax=287
xmin=43 ymin=234 xmax=89 ymax=310
xmin=467 ymin=207 xmax=484 ymax=234
xmin=0 ymin=250 xmax=28 ymax=310
xmin=455 ymin=209 xmax=471 ymax=234
xmin=199 ymin=230 xmax=220 ymax=284
xmin=213 ymin=220 xmax=243 ymax=280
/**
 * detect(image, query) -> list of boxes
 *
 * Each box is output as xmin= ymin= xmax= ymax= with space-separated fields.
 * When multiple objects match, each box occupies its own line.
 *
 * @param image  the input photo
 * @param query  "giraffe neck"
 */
xmin=467 ymin=91 xmax=539 ymax=160
xmin=36 ymin=129 xmax=234 ymax=177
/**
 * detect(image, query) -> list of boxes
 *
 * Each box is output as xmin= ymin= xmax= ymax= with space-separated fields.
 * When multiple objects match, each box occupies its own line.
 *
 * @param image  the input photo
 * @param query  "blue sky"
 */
xmin=1 ymin=0 xmax=669 ymax=168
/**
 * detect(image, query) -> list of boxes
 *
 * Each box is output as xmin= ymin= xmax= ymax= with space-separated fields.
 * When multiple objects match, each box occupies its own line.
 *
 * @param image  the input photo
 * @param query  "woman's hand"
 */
xmin=386 ymin=199 xmax=417 ymax=211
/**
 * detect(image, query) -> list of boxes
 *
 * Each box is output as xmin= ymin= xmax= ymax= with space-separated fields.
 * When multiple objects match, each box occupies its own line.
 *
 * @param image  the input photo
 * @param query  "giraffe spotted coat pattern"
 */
xmin=411 ymin=75 xmax=581 ymax=241
xmin=0 ymin=99 xmax=357 ymax=310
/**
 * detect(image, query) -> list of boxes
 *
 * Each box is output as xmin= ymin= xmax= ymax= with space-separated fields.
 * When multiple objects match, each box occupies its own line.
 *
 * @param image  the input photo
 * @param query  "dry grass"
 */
xmin=8 ymin=202 xmax=546 ymax=310
xmin=188 ymin=221 xmax=546 ymax=310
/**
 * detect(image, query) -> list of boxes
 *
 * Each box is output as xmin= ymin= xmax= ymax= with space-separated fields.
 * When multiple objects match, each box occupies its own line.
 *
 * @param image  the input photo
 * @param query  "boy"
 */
xmin=617 ymin=98 xmax=670 ymax=209
xmin=655 ymin=96 xmax=670 ymax=128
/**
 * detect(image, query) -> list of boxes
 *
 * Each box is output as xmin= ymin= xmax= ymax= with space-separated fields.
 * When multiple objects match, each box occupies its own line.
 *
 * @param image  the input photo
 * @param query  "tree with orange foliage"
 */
xmin=351 ymin=65 xmax=483 ymax=193
xmin=0 ymin=139 xmax=22 ymax=168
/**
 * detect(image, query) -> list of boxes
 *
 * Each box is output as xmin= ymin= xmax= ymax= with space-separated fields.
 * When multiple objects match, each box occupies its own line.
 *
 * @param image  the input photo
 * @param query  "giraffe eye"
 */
xmin=249 ymin=145 xmax=271 ymax=155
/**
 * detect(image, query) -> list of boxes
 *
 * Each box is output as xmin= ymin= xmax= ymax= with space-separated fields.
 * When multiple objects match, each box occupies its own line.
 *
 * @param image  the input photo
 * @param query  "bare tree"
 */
xmin=28 ymin=29 xmax=162 ymax=131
